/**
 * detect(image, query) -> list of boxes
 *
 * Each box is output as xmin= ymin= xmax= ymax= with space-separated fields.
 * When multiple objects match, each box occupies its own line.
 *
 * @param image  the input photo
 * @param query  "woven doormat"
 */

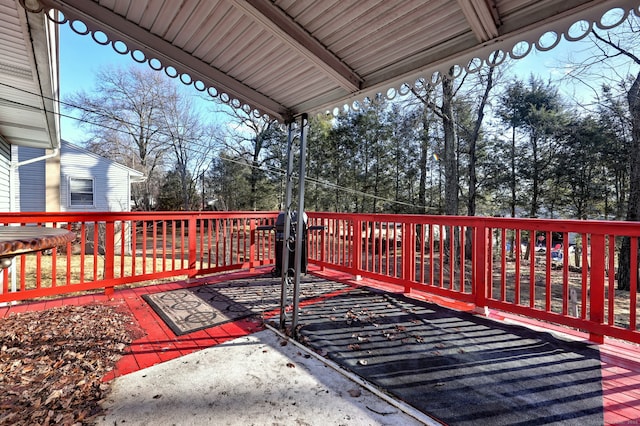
xmin=143 ymin=288 xmax=252 ymax=336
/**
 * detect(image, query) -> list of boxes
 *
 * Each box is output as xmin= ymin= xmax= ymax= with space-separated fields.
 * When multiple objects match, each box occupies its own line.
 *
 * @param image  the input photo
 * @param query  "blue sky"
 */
xmin=59 ymin=24 xmax=142 ymax=142
xmin=59 ymin=24 xmax=214 ymax=143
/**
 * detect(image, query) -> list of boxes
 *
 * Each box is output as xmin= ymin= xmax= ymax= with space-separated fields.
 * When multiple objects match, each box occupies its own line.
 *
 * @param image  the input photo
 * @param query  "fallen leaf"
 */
xmin=348 ymin=389 xmax=362 ymax=397
xmin=0 ymin=303 xmax=140 ymax=426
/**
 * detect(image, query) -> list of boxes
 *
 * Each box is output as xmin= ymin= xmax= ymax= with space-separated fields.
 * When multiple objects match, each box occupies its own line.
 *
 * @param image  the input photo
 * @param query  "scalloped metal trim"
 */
xmin=23 ymin=1 xmax=640 ymax=121
xmin=37 ymin=5 xmax=270 ymax=121
xmin=317 ymin=4 xmax=639 ymax=119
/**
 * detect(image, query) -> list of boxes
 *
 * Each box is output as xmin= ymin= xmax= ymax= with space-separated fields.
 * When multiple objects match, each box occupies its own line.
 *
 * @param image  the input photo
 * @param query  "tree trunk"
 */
xmin=466 ymin=63 xmax=496 ymax=257
xmin=530 ymin=133 xmax=539 ymax=218
xmin=509 ymin=125 xmax=517 ymax=257
xmin=510 ymin=126 xmax=516 ymax=218
xmin=442 ymin=74 xmax=458 ymax=216
xmin=441 ymin=72 xmax=458 ymax=264
xmin=418 ymin=110 xmax=430 ymax=213
xmin=618 ymin=71 xmax=640 ymax=291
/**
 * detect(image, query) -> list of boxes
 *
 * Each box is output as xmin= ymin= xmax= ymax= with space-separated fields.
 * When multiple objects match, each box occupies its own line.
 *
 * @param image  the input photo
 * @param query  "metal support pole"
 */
xmin=291 ymin=114 xmax=308 ymax=337
xmin=279 ymin=121 xmax=296 ymax=330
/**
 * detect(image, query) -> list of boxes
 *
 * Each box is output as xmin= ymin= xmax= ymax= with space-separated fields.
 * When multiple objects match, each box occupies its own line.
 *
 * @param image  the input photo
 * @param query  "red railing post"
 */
xmin=188 ymin=216 xmax=197 ymax=278
xmin=249 ymin=219 xmax=256 ymax=272
xmin=352 ymin=218 xmax=362 ymax=278
xmin=473 ymin=222 xmax=489 ymax=311
xmin=320 ymin=218 xmax=326 ymax=270
xmin=403 ymin=223 xmax=416 ymax=293
xmin=589 ymin=233 xmax=605 ymax=343
xmin=104 ymin=221 xmax=115 ymax=298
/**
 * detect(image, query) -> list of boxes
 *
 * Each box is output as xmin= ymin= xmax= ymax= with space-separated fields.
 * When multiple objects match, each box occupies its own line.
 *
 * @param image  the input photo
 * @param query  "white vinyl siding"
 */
xmin=13 ymin=146 xmax=46 ymax=212
xmin=7 ymin=140 xmax=143 ymax=213
xmin=60 ymin=141 xmax=143 ymax=212
xmin=0 ymin=140 xmax=10 ymax=212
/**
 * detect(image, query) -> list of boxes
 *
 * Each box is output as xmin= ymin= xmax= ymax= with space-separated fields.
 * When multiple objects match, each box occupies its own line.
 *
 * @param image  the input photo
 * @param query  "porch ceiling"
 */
xmin=0 ymin=0 xmax=59 ymax=149
xmin=25 ymin=0 xmax=640 ymax=122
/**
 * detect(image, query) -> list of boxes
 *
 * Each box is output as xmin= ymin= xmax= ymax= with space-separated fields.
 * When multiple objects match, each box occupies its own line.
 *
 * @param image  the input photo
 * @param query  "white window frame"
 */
xmin=69 ymin=177 xmax=95 ymax=207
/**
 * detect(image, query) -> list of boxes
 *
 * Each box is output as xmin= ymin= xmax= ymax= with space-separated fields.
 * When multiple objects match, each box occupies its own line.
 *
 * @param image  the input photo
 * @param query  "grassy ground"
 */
xmin=6 ymin=253 xmax=188 ymax=294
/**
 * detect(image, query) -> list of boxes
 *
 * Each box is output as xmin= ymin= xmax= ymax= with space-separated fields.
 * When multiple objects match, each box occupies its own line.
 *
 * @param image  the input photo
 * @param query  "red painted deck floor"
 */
xmin=2 ymin=268 xmax=640 ymax=425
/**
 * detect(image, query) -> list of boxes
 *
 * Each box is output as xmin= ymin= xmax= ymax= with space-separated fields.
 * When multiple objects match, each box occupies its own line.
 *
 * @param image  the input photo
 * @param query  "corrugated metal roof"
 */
xmin=0 ymin=0 xmax=59 ymax=149
xmin=17 ymin=0 xmax=640 ymax=122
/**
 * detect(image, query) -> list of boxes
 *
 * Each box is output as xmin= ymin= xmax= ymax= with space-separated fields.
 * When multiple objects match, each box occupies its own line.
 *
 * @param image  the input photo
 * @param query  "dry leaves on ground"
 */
xmin=0 ymin=303 xmax=142 ymax=426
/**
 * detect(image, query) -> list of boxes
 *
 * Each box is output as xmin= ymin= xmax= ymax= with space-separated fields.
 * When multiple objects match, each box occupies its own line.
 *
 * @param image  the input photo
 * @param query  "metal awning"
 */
xmin=0 ymin=0 xmax=59 ymax=149
xmin=24 ymin=0 xmax=639 ymax=122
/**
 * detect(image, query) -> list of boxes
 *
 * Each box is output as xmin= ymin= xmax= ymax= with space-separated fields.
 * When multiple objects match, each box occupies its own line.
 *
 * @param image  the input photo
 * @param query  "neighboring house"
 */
xmin=13 ymin=140 xmax=145 ymax=212
xmin=12 ymin=141 xmax=145 ymax=256
xmin=0 ymin=1 xmax=59 ymax=212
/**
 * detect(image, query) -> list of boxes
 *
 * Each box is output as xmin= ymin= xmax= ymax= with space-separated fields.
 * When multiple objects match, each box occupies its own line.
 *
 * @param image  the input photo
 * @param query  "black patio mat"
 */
xmin=143 ymin=274 xmax=350 ymax=335
xmin=295 ymin=286 xmax=603 ymax=425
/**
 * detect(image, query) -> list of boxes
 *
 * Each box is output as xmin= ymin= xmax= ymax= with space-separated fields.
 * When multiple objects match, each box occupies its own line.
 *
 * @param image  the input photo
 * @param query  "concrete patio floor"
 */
xmin=96 ymin=327 xmax=435 ymax=425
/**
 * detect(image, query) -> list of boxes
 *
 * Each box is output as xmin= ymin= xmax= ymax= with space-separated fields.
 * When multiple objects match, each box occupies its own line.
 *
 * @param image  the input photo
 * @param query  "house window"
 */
xmin=69 ymin=178 xmax=94 ymax=207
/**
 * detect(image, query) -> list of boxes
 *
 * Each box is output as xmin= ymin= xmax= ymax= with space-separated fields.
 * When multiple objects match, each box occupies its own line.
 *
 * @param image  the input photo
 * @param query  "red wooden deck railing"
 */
xmin=308 ymin=213 xmax=640 ymax=345
xmin=1 ymin=211 xmax=639 ymax=345
xmin=0 ymin=212 xmax=278 ymax=301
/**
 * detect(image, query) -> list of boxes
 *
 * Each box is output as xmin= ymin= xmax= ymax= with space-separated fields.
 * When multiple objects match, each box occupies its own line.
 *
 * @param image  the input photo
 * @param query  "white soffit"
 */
xmin=23 ymin=0 xmax=640 ymax=122
xmin=0 ymin=0 xmax=59 ymax=149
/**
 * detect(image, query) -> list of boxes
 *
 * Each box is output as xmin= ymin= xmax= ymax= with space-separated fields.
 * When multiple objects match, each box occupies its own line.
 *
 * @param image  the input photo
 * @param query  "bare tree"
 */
xmin=465 ymin=54 xmax=501 ymax=219
xmin=609 ymin=52 xmax=640 ymax=290
xmin=160 ymin=91 xmax=220 ymax=210
xmin=410 ymin=78 xmax=457 ymax=215
xmin=65 ymin=65 xmax=175 ymax=210
xmin=214 ymin=106 xmax=284 ymax=211
xmin=563 ymin=16 xmax=640 ymax=290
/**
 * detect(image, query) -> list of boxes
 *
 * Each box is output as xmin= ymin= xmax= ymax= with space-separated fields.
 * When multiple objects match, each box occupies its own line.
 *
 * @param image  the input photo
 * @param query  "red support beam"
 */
xmin=473 ymin=223 xmax=489 ymax=310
